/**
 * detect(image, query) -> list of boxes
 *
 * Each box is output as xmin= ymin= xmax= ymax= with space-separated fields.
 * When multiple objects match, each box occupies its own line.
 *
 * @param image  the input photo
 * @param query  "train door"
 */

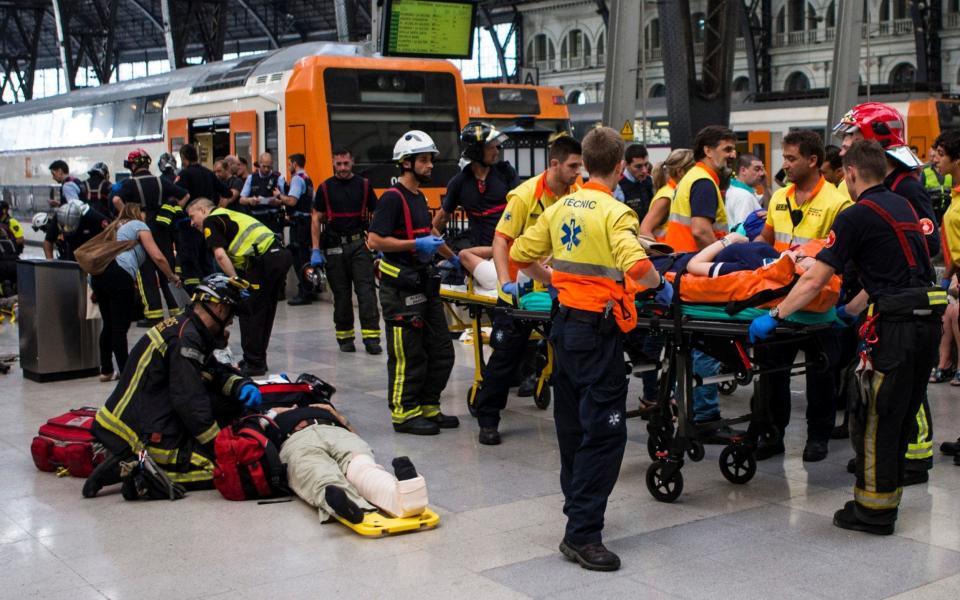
xmin=230 ymin=111 xmax=258 ymax=166
xmin=189 ymin=116 xmax=230 ymax=169
xmin=168 ymin=118 xmax=188 ymax=155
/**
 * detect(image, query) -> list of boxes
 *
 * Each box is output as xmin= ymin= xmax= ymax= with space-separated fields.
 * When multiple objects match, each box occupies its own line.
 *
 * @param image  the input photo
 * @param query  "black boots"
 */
xmin=325 ymin=485 xmax=365 ymax=524
xmin=82 ymin=454 xmax=123 ymax=498
xmin=559 ymin=539 xmax=621 ymax=571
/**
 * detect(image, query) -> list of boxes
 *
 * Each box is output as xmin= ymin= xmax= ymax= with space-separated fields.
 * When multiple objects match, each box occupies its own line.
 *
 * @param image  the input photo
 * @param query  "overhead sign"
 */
xmin=381 ymin=0 xmax=477 ymax=59
xmin=620 ymin=119 xmax=634 ymax=141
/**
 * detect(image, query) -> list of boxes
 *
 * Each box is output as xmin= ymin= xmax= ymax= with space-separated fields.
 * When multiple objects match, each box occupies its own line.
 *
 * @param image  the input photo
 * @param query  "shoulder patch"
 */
xmin=824 ymin=230 xmax=836 ymax=248
xmin=180 ymin=347 xmax=206 ymax=363
xmin=920 ymin=218 xmax=935 ymax=236
xmin=203 ymin=227 xmax=211 ymax=238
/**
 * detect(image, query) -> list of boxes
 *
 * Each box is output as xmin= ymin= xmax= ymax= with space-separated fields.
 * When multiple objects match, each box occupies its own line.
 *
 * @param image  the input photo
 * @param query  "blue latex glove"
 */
xmin=500 ymin=281 xmax=519 ymax=305
xmin=941 ymin=277 xmax=953 ymax=290
xmin=414 ymin=235 xmax=445 ymax=258
xmin=310 ymin=248 xmax=325 ymax=267
xmin=749 ymin=314 xmax=779 ymax=343
xmin=448 ymin=254 xmax=461 ymax=270
xmin=835 ymin=304 xmax=857 ymax=326
xmin=654 ymin=279 xmax=673 ymax=305
xmin=238 ymin=383 xmax=262 ymax=409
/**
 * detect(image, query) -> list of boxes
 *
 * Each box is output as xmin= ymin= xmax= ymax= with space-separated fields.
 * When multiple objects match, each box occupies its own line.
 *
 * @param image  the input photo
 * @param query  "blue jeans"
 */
xmin=692 ymin=350 xmax=721 ymax=422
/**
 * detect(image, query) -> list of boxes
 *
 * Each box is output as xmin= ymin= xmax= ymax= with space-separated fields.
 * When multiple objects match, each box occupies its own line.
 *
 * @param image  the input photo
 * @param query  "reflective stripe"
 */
xmin=906 ymin=404 xmax=933 ymax=460
xmin=336 ymin=330 xmax=354 ymax=340
xmin=196 ymin=422 xmax=220 ymax=446
xmin=421 ymin=404 xmax=440 ymax=418
xmin=551 ymin=258 xmax=624 ymax=281
xmin=166 ymin=468 xmax=214 ymax=483
xmin=854 ymin=486 xmax=903 ymax=510
xmin=113 ymin=333 xmax=166 ymax=419
xmin=228 ymin=225 xmax=274 ymax=258
xmin=147 ymin=446 xmax=179 ymax=465
xmin=668 ymin=213 xmax=691 ymax=225
xmin=773 ymin=231 xmax=814 ymax=246
xmin=864 ymin=370 xmax=884 ymax=492
xmin=389 ymin=327 xmax=420 ymax=423
xmin=221 ymin=375 xmax=241 ymax=397
xmin=928 ymin=290 xmax=948 ymax=306
xmin=95 ymin=407 xmax=143 ymax=451
xmin=379 ymin=260 xmax=401 ymax=277
xmin=361 ymin=329 xmax=380 ymax=339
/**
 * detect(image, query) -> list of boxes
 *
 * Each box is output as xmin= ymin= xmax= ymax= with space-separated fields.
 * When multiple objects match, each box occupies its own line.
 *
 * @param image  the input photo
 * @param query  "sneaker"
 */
xmin=517 ymin=374 xmax=537 ymax=397
xmin=941 ymin=438 xmax=960 ymax=456
xmin=82 ymin=454 xmax=123 ymax=498
xmin=325 ymin=485 xmax=365 ymax=524
xmin=902 ymin=469 xmax=929 ymax=486
xmin=393 ymin=416 xmax=440 ymax=436
xmin=802 ymin=440 xmax=829 ymax=462
xmin=338 ymin=340 xmax=356 ymax=353
xmin=559 ymin=539 xmax=621 ymax=572
xmin=98 ymin=372 xmax=115 ymax=383
xmin=391 ymin=456 xmax=418 ymax=481
xmin=479 ymin=427 xmax=501 ymax=445
xmin=426 ymin=413 xmax=460 ymax=429
xmin=363 ymin=341 xmax=382 ymax=355
xmin=833 ymin=501 xmax=894 ymax=535
xmin=755 ymin=440 xmax=786 ymax=461
xmin=951 ymin=371 xmax=960 ymax=387
xmin=287 ymin=296 xmax=312 ymax=306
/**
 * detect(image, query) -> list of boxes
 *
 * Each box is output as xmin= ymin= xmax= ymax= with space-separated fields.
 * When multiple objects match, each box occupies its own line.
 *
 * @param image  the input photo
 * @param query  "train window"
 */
xmin=264 ymin=110 xmax=278 ymax=158
xmin=937 ymin=100 xmax=960 ymax=132
xmin=480 ymin=87 xmax=541 ymax=115
xmin=91 ymin=103 xmax=115 ymax=141
xmin=139 ymin=95 xmax=165 ymax=138
xmin=234 ymin=132 xmax=252 ymax=165
xmin=114 ymin=99 xmax=142 ymax=139
xmin=64 ymin=107 xmax=93 ymax=146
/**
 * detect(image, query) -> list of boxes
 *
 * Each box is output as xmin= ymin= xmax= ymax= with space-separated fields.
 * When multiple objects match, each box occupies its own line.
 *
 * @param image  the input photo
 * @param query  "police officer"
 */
xmin=310 ymin=147 xmax=381 ymax=353
xmin=279 ymin=153 xmax=315 ymax=306
xmin=367 ymin=130 xmax=458 ymax=435
xmin=473 ymin=135 xmax=582 ymax=445
xmin=665 ymin=125 xmax=737 ymax=429
xmin=113 ymin=149 xmax=190 ymax=323
xmin=240 ymin=152 xmax=285 ymax=229
xmin=923 ymin=160 xmax=952 ymax=223
xmin=84 ymin=274 xmax=262 ymax=498
xmin=187 ymin=199 xmax=292 ymax=378
xmin=176 ymin=143 xmax=231 ymax=282
xmin=750 ymin=140 xmax=943 ymax=535
xmin=0 ymin=200 xmax=21 ymax=295
xmin=433 ymin=121 xmax=520 ymax=248
xmin=618 ymin=143 xmax=654 ymax=221
xmin=753 ymin=130 xmax=851 ymax=462
xmin=510 ymin=127 xmax=671 ymax=570
xmin=48 ymin=160 xmax=86 ymax=207
xmin=834 ymin=103 xmax=940 ymax=478
xmin=83 ymin=162 xmax=114 ymax=218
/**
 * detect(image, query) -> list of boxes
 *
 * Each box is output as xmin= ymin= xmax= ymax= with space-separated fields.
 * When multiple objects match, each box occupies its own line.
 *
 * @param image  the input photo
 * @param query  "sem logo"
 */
xmin=560 ymin=218 xmax=582 ymax=251
xmin=825 ymin=230 xmax=836 ymax=248
xmin=920 ymin=218 xmax=934 ymax=236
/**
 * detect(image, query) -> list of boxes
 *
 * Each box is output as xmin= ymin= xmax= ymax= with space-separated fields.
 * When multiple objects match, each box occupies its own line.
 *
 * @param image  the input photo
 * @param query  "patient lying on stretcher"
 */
xmin=267 ymin=402 xmax=428 ymax=524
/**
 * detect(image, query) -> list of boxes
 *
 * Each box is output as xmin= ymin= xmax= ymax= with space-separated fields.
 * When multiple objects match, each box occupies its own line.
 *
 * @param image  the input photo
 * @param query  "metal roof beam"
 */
xmin=236 ymin=0 xmax=278 ymax=49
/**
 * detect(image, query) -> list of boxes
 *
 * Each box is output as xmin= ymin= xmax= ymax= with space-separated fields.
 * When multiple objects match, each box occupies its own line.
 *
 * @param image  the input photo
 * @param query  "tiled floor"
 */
xmin=2 ymin=290 xmax=960 ymax=599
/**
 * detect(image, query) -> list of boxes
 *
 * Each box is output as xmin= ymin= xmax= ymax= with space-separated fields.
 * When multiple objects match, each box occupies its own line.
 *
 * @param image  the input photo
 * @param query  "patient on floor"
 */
xmin=267 ymin=402 xmax=428 ymax=524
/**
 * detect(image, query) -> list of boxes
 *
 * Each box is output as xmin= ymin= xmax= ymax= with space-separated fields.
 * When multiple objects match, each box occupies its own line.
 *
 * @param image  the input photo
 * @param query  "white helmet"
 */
xmin=55 ymin=200 xmax=88 ymax=233
xmin=31 ymin=212 xmax=49 ymax=232
xmin=393 ymin=130 xmax=439 ymax=162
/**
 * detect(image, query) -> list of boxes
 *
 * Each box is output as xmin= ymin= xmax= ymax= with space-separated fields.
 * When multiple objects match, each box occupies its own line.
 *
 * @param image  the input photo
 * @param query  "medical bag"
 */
xmin=31 ymin=407 xmax=106 ymax=477
xmin=213 ymin=415 xmax=287 ymax=501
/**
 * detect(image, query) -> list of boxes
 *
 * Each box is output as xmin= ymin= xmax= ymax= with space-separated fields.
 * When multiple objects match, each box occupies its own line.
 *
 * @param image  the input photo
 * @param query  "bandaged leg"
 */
xmin=346 ymin=454 xmax=428 ymax=518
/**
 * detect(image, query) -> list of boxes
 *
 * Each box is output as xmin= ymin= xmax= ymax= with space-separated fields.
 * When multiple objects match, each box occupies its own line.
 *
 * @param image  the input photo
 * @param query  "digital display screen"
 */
xmin=382 ymin=0 xmax=477 ymax=59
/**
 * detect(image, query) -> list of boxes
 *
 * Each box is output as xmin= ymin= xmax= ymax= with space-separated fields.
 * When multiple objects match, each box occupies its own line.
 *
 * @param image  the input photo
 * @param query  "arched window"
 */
xmin=649 ymin=83 xmax=666 ymax=98
xmin=776 ymin=7 xmax=786 ymax=33
xmin=785 ymin=71 xmax=811 ymax=92
xmin=645 ymin=18 xmax=661 ymax=50
xmin=567 ymin=90 xmax=585 ymax=105
xmin=889 ymin=62 xmax=915 ymax=85
xmin=826 ymin=1 xmax=836 ymax=27
xmin=733 ymin=76 xmax=750 ymax=92
xmin=560 ymin=29 xmax=591 ymax=70
xmin=525 ymin=33 xmax=556 ymax=70
xmin=596 ymin=31 xmax=605 ymax=66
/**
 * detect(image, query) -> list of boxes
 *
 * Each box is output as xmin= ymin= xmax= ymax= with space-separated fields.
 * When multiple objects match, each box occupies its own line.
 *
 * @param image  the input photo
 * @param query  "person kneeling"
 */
xmin=268 ymin=401 xmax=428 ymax=523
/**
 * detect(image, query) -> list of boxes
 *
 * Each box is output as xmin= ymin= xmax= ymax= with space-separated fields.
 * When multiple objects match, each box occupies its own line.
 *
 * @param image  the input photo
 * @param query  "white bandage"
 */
xmin=345 ymin=454 xmax=428 ymax=518
xmin=472 ymin=259 xmax=498 ymax=290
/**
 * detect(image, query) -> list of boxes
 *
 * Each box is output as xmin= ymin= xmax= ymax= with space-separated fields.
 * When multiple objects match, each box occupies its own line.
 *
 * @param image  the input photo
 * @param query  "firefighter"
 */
xmin=280 ymin=153 xmax=316 ymax=306
xmin=367 ymin=130 xmax=458 ymax=435
xmin=750 ymin=140 xmax=944 ymax=535
xmin=84 ymin=274 xmax=262 ymax=498
xmin=186 ymin=199 xmax=291 ymax=377
xmin=834 ymin=102 xmax=940 ymax=480
xmin=310 ymin=147 xmax=381 ymax=353
xmin=473 ymin=135 xmax=583 ymax=445
xmin=510 ymin=126 xmax=671 ymax=570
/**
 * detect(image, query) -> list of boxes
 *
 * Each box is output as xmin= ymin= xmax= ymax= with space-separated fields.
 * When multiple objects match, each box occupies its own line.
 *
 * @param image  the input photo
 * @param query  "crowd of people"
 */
xmin=15 ymin=99 xmax=960 ymax=573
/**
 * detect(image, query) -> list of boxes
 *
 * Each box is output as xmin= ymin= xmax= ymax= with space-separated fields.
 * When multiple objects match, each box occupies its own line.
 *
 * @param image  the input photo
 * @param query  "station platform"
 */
xmin=2 ymin=280 xmax=960 ymax=599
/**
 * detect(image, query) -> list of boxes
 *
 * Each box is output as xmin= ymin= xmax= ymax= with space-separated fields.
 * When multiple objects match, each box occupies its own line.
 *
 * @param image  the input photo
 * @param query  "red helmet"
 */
xmin=833 ymin=102 xmax=921 ymax=168
xmin=124 ymin=148 xmax=152 ymax=170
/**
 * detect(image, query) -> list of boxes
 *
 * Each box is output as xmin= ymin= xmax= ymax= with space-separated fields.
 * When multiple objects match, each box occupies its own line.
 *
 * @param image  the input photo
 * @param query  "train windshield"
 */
xmin=324 ymin=69 xmax=461 ymax=187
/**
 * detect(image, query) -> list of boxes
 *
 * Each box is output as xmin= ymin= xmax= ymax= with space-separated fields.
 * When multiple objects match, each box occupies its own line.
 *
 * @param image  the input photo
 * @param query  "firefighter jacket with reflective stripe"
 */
xmin=764 ymin=176 xmax=852 ymax=251
xmin=665 ymin=163 xmax=728 ymax=252
xmin=510 ymin=181 xmax=651 ymax=332
xmin=209 ymin=207 xmax=276 ymax=270
xmin=93 ymin=313 xmax=249 ymax=457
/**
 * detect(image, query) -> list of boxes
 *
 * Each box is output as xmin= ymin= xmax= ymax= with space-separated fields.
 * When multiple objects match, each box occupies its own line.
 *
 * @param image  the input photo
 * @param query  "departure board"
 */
xmin=382 ymin=0 xmax=477 ymax=59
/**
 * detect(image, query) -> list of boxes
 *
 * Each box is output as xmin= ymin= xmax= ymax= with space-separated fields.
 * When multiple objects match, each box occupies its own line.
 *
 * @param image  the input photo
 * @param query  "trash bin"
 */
xmin=17 ymin=259 xmax=101 ymax=382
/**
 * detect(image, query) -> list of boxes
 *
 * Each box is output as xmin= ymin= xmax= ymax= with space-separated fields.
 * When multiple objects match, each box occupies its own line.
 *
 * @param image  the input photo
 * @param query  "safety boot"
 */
xmin=479 ymin=427 xmax=501 ymax=446
xmin=393 ymin=416 xmax=440 ymax=436
xmin=82 ymin=454 xmax=123 ymax=498
xmin=287 ymin=295 xmax=312 ymax=306
xmin=901 ymin=469 xmax=929 ymax=486
xmin=517 ymin=374 xmax=537 ymax=397
xmin=338 ymin=340 xmax=356 ymax=353
xmin=802 ymin=440 xmax=829 ymax=462
xmin=363 ymin=340 xmax=382 ymax=355
xmin=559 ymin=539 xmax=621 ymax=572
xmin=940 ymin=438 xmax=960 ymax=456
xmin=426 ymin=413 xmax=459 ymax=428
xmin=833 ymin=501 xmax=894 ymax=536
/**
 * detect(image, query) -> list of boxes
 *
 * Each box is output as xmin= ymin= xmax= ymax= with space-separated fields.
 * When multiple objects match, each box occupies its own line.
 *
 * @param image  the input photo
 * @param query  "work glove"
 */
xmin=413 ymin=235 xmax=445 ymax=259
xmin=654 ymin=279 xmax=673 ymax=305
xmin=310 ymin=248 xmax=325 ymax=267
xmin=748 ymin=314 xmax=779 ymax=344
xmin=238 ymin=383 xmax=263 ymax=409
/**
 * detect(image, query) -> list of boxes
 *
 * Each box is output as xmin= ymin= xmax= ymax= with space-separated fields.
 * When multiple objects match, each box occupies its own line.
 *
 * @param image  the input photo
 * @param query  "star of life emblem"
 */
xmin=608 ymin=411 xmax=622 ymax=427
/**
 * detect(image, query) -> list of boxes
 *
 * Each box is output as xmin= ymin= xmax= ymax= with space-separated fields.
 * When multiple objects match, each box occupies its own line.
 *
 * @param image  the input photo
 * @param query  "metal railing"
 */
xmin=947 ymin=12 xmax=960 ymax=28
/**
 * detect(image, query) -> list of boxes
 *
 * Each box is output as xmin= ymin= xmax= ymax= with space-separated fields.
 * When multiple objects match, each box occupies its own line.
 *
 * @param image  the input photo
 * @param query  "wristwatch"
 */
xmin=768 ymin=306 xmax=783 ymax=321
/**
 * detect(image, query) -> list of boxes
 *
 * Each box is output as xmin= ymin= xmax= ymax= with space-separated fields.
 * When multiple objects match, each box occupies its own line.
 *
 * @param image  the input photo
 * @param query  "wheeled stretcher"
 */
xmin=440 ymin=281 xmax=554 ymax=413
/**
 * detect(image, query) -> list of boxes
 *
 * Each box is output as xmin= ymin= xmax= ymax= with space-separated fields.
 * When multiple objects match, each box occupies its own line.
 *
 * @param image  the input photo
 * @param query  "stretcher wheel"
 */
xmin=718 ymin=380 xmax=738 ymax=395
xmin=533 ymin=384 xmax=551 ymax=410
xmin=647 ymin=433 xmax=669 ymax=461
xmin=646 ymin=462 xmax=684 ymax=503
xmin=686 ymin=441 xmax=705 ymax=462
xmin=758 ymin=425 xmax=781 ymax=446
xmin=467 ymin=386 xmax=478 ymax=418
xmin=719 ymin=445 xmax=757 ymax=485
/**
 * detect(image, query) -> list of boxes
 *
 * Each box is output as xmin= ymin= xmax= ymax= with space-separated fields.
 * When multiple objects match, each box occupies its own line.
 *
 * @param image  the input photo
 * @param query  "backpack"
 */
xmin=74 ymin=220 xmax=138 ymax=275
xmin=31 ymin=407 xmax=106 ymax=477
xmin=212 ymin=415 xmax=288 ymax=501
